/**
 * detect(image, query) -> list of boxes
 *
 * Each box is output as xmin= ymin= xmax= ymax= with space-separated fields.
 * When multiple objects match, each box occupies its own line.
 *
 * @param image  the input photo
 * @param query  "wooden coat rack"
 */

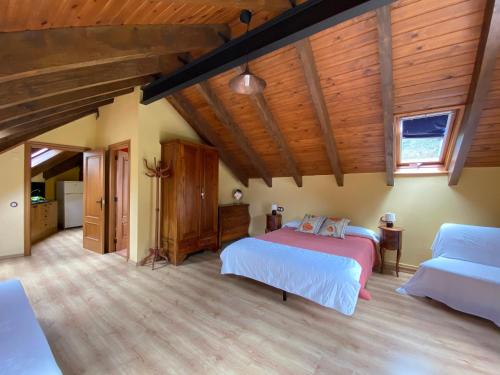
xmin=140 ymin=157 xmax=171 ymax=270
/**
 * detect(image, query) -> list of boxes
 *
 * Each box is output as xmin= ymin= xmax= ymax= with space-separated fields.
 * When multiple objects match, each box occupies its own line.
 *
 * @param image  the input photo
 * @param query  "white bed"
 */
xmin=397 ymin=223 xmax=500 ymax=326
xmin=220 ymin=225 xmax=379 ymax=316
xmin=0 ymin=279 xmax=61 ymax=375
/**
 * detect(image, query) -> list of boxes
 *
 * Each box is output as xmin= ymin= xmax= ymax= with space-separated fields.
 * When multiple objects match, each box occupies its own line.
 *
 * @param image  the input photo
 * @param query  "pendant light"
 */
xmin=229 ymin=10 xmax=267 ymax=95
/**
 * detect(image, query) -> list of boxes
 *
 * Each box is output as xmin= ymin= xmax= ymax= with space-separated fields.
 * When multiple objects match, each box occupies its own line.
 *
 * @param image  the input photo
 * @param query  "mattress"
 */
xmin=220 ymin=228 xmax=378 ymax=315
xmin=0 ymin=279 xmax=61 ymax=375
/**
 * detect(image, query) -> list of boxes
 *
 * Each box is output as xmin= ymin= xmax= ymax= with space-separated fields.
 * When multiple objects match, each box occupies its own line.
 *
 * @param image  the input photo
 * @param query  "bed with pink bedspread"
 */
xmin=220 ymin=226 xmax=379 ymax=316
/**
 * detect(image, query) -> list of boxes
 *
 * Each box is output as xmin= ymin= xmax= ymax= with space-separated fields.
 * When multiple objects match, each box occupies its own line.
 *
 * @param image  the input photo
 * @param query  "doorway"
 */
xmin=108 ymin=141 xmax=131 ymax=259
xmin=24 ymin=142 xmax=89 ymax=256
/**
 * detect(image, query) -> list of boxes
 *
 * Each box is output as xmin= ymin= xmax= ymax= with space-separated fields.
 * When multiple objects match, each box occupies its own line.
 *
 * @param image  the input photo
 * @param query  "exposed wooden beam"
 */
xmin=31 ymin=151 xmax=79 ymax=177
xmin=168 ymin=93 xmax=249 ymax=187
xmin=43 ymin=153 xmax=83 ymax=180
xmin=448 ymin=0 xmax=500 ymax=185
xmin=0 ymin=24 xmax=229 ymax=81
xmin=376 ymin=5 xmax=395 ymax=186
xmin=141 ymin=0 xmax=393 ymax=103
xmin=0 ymin=90 xmax=131 ymax=131
xmin=234 ymin=66 xmax=302 ymax=187
xmin=0 ymin=77 xmax=150 ymax=123
xmin=0 ymin=110 xmax=97 ymax=155
xmin=196 ymin=81 xmax=273 ymax=187
xmin=294 ymin=38 xmax=343 ymax=186
xmin=0 ymin=56 xmax=164 ymax=109
xmin=0 ymin=100 xmax=113 ymax=138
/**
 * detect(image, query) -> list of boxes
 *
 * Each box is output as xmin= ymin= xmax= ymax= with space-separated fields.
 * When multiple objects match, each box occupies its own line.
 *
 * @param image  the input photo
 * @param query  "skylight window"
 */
xmin=394 ymin=108 xmax=461 ymax=173
xmin=31 ymin=148 xmax=49 ymax=158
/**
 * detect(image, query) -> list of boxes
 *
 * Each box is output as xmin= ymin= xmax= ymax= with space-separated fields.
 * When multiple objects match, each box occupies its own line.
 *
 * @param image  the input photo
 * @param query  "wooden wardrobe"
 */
xmin=161 ymin=140 xmax=219 ymax=265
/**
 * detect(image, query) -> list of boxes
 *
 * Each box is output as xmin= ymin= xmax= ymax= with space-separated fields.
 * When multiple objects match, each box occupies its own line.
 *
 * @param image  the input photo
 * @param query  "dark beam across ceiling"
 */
xmin=141 ymin=0 xmax=394 ymax=104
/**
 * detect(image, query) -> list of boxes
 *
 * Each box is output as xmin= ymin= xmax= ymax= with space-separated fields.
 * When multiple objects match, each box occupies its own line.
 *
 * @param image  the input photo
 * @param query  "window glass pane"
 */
xmin=400 ymin=113 xmax=450 ymax=163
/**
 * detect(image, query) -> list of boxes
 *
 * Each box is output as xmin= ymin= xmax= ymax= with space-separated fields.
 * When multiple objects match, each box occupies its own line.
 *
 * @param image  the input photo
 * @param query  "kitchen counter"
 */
xmin=31 ymin=201 xmax=58 ymax=243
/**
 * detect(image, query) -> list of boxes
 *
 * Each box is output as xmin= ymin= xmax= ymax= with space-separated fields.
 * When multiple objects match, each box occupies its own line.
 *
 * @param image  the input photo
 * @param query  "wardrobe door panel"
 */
xmin=199 ymin=148 xmax=219 ymax=241
xmin=178 ymin=143 xmax=201 ymax=242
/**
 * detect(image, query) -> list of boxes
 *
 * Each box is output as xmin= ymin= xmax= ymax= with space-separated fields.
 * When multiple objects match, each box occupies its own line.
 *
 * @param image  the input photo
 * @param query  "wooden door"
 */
xmin=83 ymin=150 xmax=106 ymax=253
xmin=115 ymin=150 xmax=129 ymax=251
xmin=178 ymin=143 xmax=200 ymax=242
xmin=199 ymin=148 xmax=218 ymax=240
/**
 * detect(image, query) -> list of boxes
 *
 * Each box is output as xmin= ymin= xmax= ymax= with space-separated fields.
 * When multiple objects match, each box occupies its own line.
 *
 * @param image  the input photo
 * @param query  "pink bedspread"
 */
xmin=257 ymin=227 xmax=378 ymax=300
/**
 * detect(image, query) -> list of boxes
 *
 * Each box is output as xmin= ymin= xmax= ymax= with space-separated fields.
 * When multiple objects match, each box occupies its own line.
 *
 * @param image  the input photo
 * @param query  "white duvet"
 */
xmin=220 ymin=237 xmax=362 ymax=315
xmin=0 ymin=279 xmax=61 ymax=375
xmin=397 ymin=224 xmax=500 ymax=326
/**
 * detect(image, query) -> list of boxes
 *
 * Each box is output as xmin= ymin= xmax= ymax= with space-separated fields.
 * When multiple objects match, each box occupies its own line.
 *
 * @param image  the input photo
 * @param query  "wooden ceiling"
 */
xmin=171 ymin=0 xmax=500 ymax=186
xmin=1 ymin=0 xmax=499 ymax=186
xmin=0 ymin=0 xmax=285 ymax=155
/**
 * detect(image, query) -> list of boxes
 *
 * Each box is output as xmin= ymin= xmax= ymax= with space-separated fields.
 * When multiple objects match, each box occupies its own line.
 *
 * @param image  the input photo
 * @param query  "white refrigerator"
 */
xmin=56 ymin=181 xmax=83 ymax=229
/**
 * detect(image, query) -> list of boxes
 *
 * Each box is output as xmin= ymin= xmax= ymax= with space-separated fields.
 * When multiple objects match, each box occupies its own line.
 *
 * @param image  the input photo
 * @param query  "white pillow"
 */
xmin=283 ymin=220 xmax=301 ymax=229
xmin=345 ymin=226 xmax=380 ymax=243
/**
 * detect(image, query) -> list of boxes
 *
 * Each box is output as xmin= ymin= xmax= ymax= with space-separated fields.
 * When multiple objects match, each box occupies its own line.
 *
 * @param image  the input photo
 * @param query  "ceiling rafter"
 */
xmin=168 ymin=93 xmax=249 ymax=187
xmin=0 ymin=24 xmax=229 ymax=80
xmin=31 ymin=151 xmax=79 ymax=177
xmin=448 ymin=0 xmax=500 ymax=185
xmin=196 ymin=81 xmax=273 ymax=187
xmin=0 ymin=77 xmax=150 ymax=123
xmin=234 ymin=65 xmax=303 ymax=187
xmin=0 ymin=56 xmax=164 ymax=109
xmin=0 ymin=90 xmax=131 ymax=131
xmin=0 ymin=100 xmax=113 ymax=138
xmin=0 ymin=110 xmax=98 ymax=155
xmin=294 ymin=38 xmax=344 ymax=186
xmin=376 ymin=5 xmax=395 ymax=186
xmin=141 ymin=0 xmax=394 ymax=103
xmin=43 ymin=153 xmax=83 ymax=180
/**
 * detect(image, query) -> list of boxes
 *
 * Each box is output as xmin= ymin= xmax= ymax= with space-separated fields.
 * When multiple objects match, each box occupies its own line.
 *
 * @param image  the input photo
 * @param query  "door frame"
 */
xmin=107 ymin=140 xmax=131 ymax=260
xmin=24 ymin=141 xmax=89 ymax=256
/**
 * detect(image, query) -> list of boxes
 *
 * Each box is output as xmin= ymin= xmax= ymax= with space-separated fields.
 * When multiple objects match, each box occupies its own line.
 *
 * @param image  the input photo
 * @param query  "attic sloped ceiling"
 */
xmin=173 ymin=0 xmax=500 ymax=184
xmin=0 ymin=0 xmax=498 ymax=186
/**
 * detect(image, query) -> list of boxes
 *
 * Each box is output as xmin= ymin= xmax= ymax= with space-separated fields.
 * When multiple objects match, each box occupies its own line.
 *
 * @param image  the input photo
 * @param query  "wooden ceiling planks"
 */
xmin=0 ymin=0 xmax=235 ymax=32
xmin=392 ymin=0 xmax=484 ymax=115
xmin=181 ymin=85 xmax=259 ymax=178
xmin=309 ymin=10 xmax=385 ymax=174
xmin=171 ymin=0 xmax=500 ymax=181
xmin=2 ymin=0 xmax=500 ymax=178
xmin=0 ymin=0 xmax=286 ymax=32
xmin=466 ymin=51 xmax=500 ymax=167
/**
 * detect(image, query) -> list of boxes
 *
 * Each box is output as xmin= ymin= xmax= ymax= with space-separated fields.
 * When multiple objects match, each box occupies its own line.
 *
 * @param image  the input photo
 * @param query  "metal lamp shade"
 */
xmin=229 ymin=69 xmax=266 ymax=95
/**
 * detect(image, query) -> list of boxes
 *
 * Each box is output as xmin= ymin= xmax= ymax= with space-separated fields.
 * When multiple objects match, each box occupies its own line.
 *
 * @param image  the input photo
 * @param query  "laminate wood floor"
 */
xmin=0 ymin=229 xmax=498 ymax=375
